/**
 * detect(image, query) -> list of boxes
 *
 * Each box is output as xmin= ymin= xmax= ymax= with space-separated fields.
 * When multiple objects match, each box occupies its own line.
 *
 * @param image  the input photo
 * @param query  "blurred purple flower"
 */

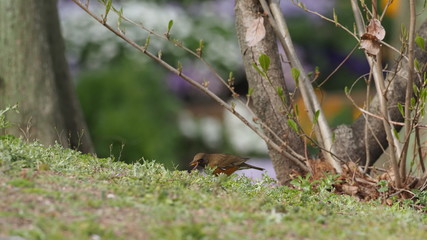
xmin=166 ymin=61 xmax=225 ymax=99
xmin=189 ymin=0 xmax=234 ymax=19
xmin=282 ymin=0 xmax=336 ymax=17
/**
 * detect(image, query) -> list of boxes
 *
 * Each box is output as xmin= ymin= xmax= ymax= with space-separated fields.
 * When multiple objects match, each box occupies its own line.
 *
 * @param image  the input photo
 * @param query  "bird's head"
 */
xmin=190 ymin=153 xmax=208 ymax=169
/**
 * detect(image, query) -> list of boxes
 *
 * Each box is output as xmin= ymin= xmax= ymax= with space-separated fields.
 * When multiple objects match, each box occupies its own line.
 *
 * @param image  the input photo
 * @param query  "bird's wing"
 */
xmin=216 ymin=154 xmax=248 ymax=168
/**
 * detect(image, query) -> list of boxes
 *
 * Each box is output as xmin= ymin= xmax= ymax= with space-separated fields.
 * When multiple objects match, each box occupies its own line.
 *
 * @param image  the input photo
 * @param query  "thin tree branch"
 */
xmin=415 ymin=127 xmax=426 ymax=174
xmin=363 ymin=73 xmax=373 ymax=174
xmin=400 ymin=0 xmax=417 ymax=182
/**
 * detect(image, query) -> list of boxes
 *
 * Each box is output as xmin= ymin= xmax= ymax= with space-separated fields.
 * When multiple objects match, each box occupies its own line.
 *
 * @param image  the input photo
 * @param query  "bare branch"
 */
xmin=400 ymin=0 xmax=417 ymax=181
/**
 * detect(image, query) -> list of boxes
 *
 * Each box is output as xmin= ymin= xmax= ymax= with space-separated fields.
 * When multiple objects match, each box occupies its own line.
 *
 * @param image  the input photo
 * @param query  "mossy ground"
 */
xmin=1 ymin=135 xmax=427 ymax=240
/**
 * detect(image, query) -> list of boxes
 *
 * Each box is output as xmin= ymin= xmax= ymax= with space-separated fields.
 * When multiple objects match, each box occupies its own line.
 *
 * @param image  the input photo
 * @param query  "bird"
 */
xmin=189 ymin=153 xmax=264 ymax=176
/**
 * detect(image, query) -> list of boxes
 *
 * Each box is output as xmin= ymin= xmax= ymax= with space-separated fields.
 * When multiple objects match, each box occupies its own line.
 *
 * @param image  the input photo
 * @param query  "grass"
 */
xmin=1 ymin=135 xmax=427 ymax=240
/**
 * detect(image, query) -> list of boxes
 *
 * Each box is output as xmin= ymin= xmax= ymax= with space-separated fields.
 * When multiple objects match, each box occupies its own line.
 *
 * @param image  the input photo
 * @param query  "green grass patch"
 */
xmin=1 ymin=135 xmax=427 ymax=239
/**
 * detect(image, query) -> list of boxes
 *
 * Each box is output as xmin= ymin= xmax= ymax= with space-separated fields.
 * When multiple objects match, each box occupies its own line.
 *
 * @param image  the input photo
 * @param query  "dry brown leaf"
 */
xmin=360 ymin=33 xmax=381 ymax=56
xmin=360 ymin=19 xmax=386 ymax=56
xmin=366 ymin=19 xmax=385 ymax=40
xmin=245 ymin=16 xmax=266 ymax=47
xmin=307 ymin=158 xmax=335 ymax=180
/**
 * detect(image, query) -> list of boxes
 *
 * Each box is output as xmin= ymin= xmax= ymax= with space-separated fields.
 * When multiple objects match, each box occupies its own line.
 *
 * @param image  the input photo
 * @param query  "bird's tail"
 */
xmin=242 ymin=163 xmax=264 ymax=171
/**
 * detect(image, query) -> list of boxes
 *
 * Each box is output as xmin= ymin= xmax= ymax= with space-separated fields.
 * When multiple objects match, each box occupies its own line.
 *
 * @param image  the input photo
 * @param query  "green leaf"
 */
xmin=397 ymin=103 xmax=404 ymax=117
xmin=313 ymin=110 xmax=320 ymax=124
xmin=297 ymin=2 xmax=306 ymax=10
xmin=413 ymin=84 xmax=419 ymax=97
xmin=252 ymin=64 xmax=266 ymax=78
xmin=197 ymin=40 xmax=204 ymax=57
xmin=177 ymin=61 xmax=183 ymax=74
xmin=294 ymin=104 xmax=299 ymax=116
xmin=144 ymin=35 xmax=151 ymax=50
xmin=247 ymin=88 xmax=254 ymax=96
xmin=288 ymin=119 xmax=299 ymax=133
xmin=415 ymin=34 xmax=425 ymax=50
xmin=377 ymin=180 xmax=389 ymax=193
xmin=315 ymin=66 xmax=320 ymax=74
xmin=333 ymin=8 xmax=338 ymax=26
xmin=344 ymin=86 xmax=349 ymax=95
xmin=104 ymin=0 xmax=112 ymax=22
xmin=421 ymin=89 xmax=427 ymax=102
xmin=259 ymin=54 xmax=270 ymax=72
xmin=116 ymin=7 xmax=124 ymax=28
xmin=415 ymin=58 xmax=420 ymax=72
xmin=291 ymin=68 xmax=300 ymax=86
xmin=411 ymin=97 xmax=416 ymax=107
xmin=393 ymin=128 xmax=400 ymax=140
xmin=228 ymin=72 xmax=234 ymax=83
xmin=168 ymin=20 xmax=174 ymax=32
xmin=277 ymin=87 xmax=286 ymax=104
xmin=277 ymin=87 xmax=283 ymax=96
xmin=401 ymin=25 xmax=408 ymax=39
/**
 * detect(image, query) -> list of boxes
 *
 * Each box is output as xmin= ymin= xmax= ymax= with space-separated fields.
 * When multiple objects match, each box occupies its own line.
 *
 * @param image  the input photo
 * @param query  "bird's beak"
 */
xmin=190 ymin=160 xmax=199 ymax=170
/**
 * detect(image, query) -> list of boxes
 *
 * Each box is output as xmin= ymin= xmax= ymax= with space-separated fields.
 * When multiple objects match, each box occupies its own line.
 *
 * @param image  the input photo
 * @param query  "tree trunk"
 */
xmin=0 ymin=0 xmax=93 ymax=153
xmin=235 ymin=0 xmax=306 ymax=184
xmin=333 ymin=20 xmax=427 ymax=166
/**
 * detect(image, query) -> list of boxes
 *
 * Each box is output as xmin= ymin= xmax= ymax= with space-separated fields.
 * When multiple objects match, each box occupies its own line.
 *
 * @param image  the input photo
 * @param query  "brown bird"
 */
xmin=190 ymin=153 xmax=264 ymax=176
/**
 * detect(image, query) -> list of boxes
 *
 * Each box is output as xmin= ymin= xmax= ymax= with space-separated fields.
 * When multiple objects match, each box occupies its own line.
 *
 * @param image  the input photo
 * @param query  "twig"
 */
xmin=318 ymin=43 xmax=359 ymax=88
xmin=344 ymin=87 xmax=425 ymax=128
xmin=382 ymin=41 xmax=410 ymax=61
xmin=380 ymin=0 xmax=394 ymax=21
xmin=400 ymin=0 xmax=417 ymax=182
xmin=354 ymin=177 xmax=377 ymax=186
xmin=415 ymin=126 xmax=426 ymax=173
xmin=363 ymin=72 xmax=373 ymax=174
xmin=389 ymin=188 xmax=416 ymax=198
xmin=350 ymin=0 xmax=365 ymax=34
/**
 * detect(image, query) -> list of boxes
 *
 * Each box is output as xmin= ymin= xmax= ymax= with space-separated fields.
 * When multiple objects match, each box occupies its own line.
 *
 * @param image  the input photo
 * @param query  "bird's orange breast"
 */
xmin=213 ymin=166 xmax=240 ymax=176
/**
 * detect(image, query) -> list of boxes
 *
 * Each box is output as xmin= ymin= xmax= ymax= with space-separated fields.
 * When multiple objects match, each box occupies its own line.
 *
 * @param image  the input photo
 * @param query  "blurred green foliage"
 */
xmin=76 ymin=57 xmax=183 ymax=168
